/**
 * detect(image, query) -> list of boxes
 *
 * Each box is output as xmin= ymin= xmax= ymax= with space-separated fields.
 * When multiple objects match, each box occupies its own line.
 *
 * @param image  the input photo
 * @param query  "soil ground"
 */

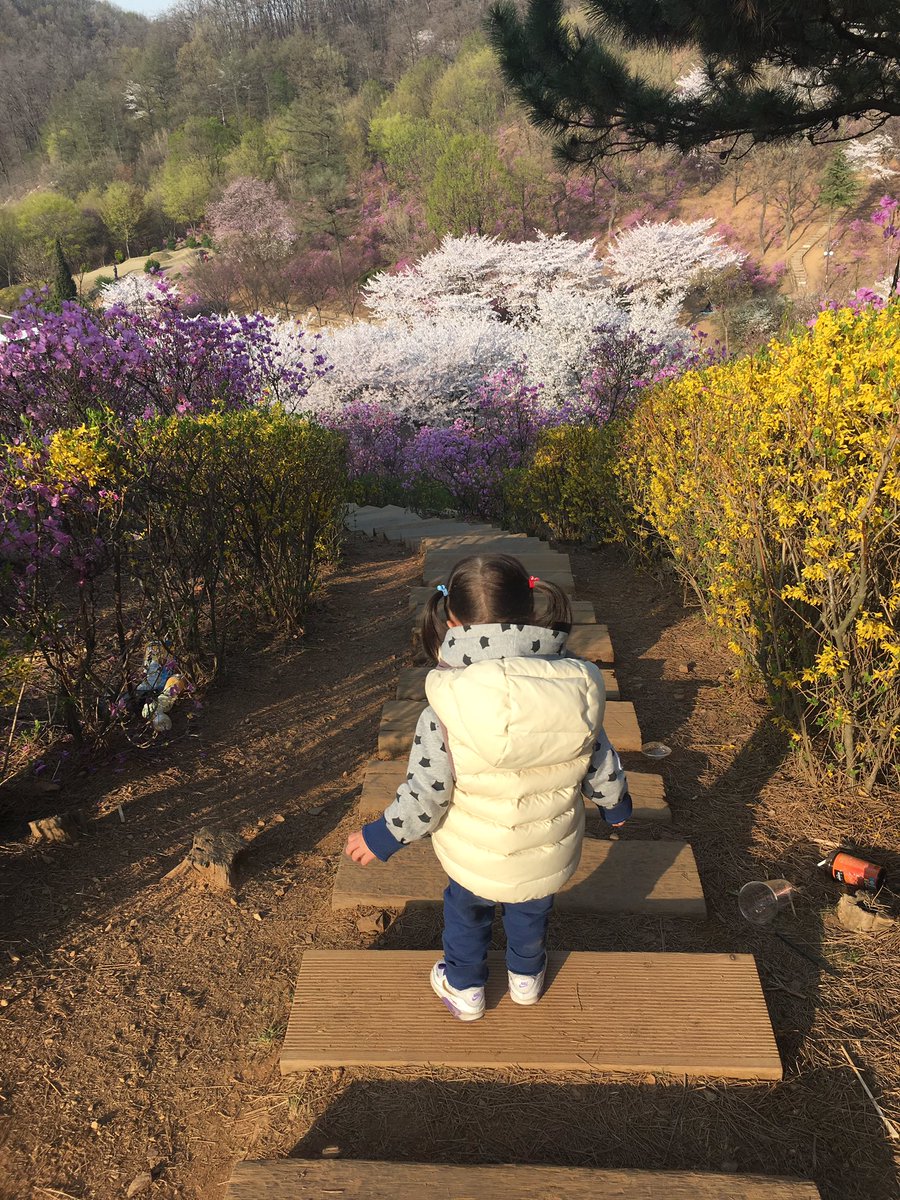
xmin=0 ymin=536 xmax=898 ymax=1200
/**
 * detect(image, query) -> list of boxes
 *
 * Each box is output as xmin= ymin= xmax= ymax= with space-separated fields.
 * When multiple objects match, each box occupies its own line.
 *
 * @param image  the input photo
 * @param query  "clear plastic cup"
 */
xmin=738 ymin=879 xmax=796 ymax=925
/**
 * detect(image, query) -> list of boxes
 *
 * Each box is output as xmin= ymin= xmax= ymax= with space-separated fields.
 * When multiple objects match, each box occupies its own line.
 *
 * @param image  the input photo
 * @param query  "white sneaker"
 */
xmin=508 ymin=966 xmax=546 ymax=1006
xmin=430 ymin=960 xmax=485 ymax=1022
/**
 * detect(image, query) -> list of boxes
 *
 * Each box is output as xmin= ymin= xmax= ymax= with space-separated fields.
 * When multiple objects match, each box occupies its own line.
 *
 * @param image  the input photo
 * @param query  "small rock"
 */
xmin=836 ymin=893 xmax=895 ymax=934
xmin=700 ymin=1087 xmax=717 ymax=1102
xmin=357 ymin=912 xmax=390 ymax=935
xmin=608 ymin=832 xmax=620 ymax=842
xmin=273 ymin=814 xmax=285 ymax=823
xmin=252 ymin=912 xmax=263 ymax=922
xmin=641 ymin=1073 xmax=657 ymax=1086
xmin=679 ymin=662 xmax=696 ymax=674
xmin=673 ymin=690 xmax=685 ymax=700
xmin=90 ymin=1119 xmax=100 ymax=1132
xmin=127 ymin=1173 xmax=154 ymax=1198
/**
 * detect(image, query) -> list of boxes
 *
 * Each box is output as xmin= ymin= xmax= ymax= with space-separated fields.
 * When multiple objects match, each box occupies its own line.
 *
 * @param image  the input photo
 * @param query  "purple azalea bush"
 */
xmin=0 ymin=282 xmax=326 ymax=437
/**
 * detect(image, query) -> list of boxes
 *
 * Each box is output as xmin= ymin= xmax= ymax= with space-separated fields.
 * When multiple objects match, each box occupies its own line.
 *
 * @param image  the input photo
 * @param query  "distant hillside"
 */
xmin=0 ymin=0 xmax=149 ymax=185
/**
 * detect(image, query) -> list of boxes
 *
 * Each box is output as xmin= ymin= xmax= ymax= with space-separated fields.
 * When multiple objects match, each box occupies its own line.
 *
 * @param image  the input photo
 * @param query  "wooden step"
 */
xmin=279 ymin=950 xmax=782 ymax=1080
xmin=333 ymin=837 xmax=705 ymax=917
xmin=396 ymin=665 xmax=620 ymax=701
xmin=377 ymin=698 xmax=641 ymax=757
xmin=225 ymin=1160 xmax=821 ymax=1199
xmin=358 ymin=759 xmax=670 ymax=822
xmin=420 ymin=534 xmax=540 ymax=551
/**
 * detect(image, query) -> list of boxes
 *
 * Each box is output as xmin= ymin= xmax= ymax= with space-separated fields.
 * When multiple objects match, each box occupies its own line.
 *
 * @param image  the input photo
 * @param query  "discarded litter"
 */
xmin=641 ymin=741 xmax=671 ymax=759
xmin=818 ymin=849 xmax=885 ymax=894
xmin=738 ymin=879 xmax=796 ymax=926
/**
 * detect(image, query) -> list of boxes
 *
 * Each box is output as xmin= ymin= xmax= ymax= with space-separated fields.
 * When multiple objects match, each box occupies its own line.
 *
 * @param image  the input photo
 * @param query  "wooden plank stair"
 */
xmin=279 ymin=951 xmax=783 ymax=1080
xmin=333 ymin=836 xmax=706 ymax=917
xmin=357 ymin=758 xmax=671 ymax=823
xmin=248 ymin=508 xmax=795 ymax=1194
xmin=377 ymin=697 xmax=641 ymax=757
xmin=225 ymin=1160 xmax=821 ymax=1199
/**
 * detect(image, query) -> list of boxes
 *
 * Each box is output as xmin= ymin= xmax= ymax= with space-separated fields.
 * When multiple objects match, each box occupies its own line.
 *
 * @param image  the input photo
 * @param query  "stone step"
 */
xmin=411 ymin=599 xmax=598 ymax=625
xmin=357 ymin=758 xmax=671 ymax=823
xmin=225 ymin=1160 xmax=821 ymax=1199
xmin=279 ymin=950 xmax=783 ymax=1080
xmin=377 ymin=697 xmax=639 ymax=758
xmin=396 ymin=665 xmax=620 ymax=701
xmin=333 ymin=836 xmax=706 ymax=917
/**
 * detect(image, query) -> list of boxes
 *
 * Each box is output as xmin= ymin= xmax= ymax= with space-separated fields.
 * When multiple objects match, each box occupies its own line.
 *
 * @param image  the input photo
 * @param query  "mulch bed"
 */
xmin=0 ymin=536 xmax=897 ymax=1200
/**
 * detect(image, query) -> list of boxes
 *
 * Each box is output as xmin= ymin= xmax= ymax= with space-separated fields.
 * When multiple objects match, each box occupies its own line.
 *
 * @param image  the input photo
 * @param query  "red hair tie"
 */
xmin=529 ymin=576 xmax=539 ymax=588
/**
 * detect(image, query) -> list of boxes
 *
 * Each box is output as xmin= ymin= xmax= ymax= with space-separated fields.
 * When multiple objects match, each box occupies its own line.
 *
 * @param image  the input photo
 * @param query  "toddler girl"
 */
xmin=345 ymin=554 xmax=631 ymax=1021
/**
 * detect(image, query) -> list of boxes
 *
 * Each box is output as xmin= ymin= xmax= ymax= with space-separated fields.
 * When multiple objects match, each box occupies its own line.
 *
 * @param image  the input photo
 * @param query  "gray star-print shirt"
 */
xmin=362 ymin=623 xmax=631 ymax=861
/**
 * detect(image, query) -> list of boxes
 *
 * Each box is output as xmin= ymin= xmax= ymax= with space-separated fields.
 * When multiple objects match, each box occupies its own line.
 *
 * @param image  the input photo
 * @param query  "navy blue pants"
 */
xmin=442 ymin=878 xmax=554 ymax=990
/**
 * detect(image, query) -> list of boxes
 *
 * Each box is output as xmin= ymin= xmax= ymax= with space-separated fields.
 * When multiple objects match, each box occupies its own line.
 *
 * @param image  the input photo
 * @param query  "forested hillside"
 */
xmin=1 ymin=0 xmax=897 ymax=324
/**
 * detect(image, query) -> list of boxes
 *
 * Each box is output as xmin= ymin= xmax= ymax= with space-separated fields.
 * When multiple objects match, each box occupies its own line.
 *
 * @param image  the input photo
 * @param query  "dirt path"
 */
xmin=0 ymin=538 xmax=897 ymax=1200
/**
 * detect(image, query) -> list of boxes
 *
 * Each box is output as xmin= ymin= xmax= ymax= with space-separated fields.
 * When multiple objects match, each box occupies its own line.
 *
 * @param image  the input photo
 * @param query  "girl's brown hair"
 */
xmin=421 ymin=553 xmax=572 ymax=662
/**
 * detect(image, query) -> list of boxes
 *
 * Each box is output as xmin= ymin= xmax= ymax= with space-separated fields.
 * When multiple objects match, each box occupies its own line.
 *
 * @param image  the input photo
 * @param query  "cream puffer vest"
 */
xmin=425 ymin=655 xmax=605 ymax=903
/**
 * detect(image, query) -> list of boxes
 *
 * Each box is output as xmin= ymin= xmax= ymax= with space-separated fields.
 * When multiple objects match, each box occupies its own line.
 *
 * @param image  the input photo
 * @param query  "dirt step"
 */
xmin=279 ymin=950 xmax=782 ymax=1080
xmin=333 ymin=837 xmax=705 ymax=917
xmin=357 ymin=758 xmax=671 ymax=823
xmin=225 ymin=1160 xmax=821 ymax=1199
xmin=377 ymin=697 xmax=638 ymax=758
xmin=396 ymin=665 xmax=620 ymax=701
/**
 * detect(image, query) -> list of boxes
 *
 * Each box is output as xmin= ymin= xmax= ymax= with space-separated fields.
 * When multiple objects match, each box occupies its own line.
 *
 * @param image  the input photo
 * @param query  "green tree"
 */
xmin=369 ymin=113 xmax=446 ymax=189
xmin=99 ymin=182 xmax=145 ymax=259
xmin=820 ymin=149 xmax=861 ymax=291
xmin=820 ymin=150 xmax=861 ymax=213
xmin=426 ymin=133 xmax=512 ymax=236
xmin=16 ymin=191 xmax=90 ymax=281
xmin=430 ymin=46 xmax=508 ymax=134
xmin=488 ymin=0 xmax=900 ymax=162
xmin=159 ymin=159 xmax=211 ymax=227
xmin=51 ymin=237 xmax=77 ymax=309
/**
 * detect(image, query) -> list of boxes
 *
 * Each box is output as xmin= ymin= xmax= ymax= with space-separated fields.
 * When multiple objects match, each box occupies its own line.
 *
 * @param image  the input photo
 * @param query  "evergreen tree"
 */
xmin=820 ymin=150 xmax=861 ymax=214
xmin=51 ymin=236 xmax=77 ymax=309
xmin=488 ymin=0 xmax=900 ymax=162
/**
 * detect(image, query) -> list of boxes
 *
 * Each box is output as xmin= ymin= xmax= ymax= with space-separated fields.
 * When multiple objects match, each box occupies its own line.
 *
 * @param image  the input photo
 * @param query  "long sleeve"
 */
xmin=361 ymin=705 xmax=455 ymax=861
xmin=582 ymin=727 xmax=632 ymax=824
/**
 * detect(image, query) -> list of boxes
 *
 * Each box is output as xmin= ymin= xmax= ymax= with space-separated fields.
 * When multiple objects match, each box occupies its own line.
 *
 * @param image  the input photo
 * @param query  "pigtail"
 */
xmin=533 ymin=578 xmax=572 ymax=633
xmin=421 ymin=588 xmax=449 ymax=663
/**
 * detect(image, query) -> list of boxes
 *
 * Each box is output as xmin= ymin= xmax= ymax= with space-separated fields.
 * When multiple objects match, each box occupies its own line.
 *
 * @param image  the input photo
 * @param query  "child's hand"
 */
xmin=345 ymin=830 xmax=377 ymax=867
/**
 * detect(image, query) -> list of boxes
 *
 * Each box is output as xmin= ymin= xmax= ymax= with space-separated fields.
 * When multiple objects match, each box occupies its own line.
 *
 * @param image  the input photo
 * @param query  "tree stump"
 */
xmin=29 ymin=810 xmax=84 ymax=843
xmin=164 ymin=826 xmax=246 ymax=891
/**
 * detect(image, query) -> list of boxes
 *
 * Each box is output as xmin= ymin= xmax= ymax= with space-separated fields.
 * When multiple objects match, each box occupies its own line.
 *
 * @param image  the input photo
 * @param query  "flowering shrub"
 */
xmin=0 ymin=286 xmax=327 ymax=435
xmin=620 ymin=304 xmax=900 ymax=788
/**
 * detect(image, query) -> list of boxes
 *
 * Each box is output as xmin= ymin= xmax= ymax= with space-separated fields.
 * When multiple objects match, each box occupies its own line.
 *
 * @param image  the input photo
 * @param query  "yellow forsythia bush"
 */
xmin=505 ymin=423 xmax=625 ymax=542
xmin=621 ymin=303 xmax=900 ymax=788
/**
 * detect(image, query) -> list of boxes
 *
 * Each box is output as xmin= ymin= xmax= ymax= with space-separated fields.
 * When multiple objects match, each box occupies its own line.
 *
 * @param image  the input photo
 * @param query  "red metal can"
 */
xmin=823 ymin=850 xmax=885 ymax=893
